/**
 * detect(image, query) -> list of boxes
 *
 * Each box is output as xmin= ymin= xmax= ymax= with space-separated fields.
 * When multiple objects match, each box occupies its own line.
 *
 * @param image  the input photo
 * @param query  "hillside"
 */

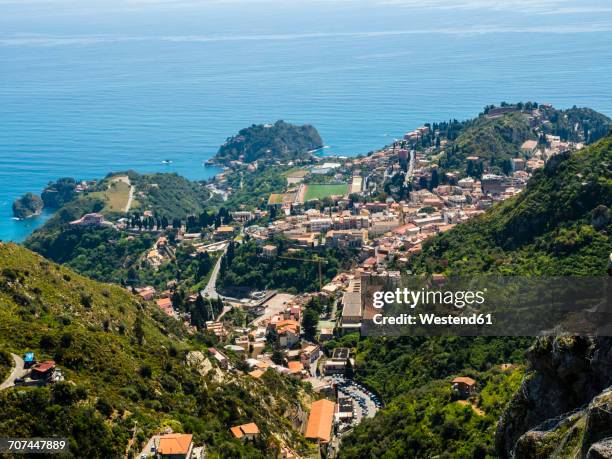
xmin=438 ymin=105 xmax=612 ymax=177
xmin=217 ymin=240 xmax=346 ymax=296
xmin=415 ymin=133 xmax=612 ymax=276
xmin=215 ymin=120 xmax=323 ymax=165
xmin=24 ymin=171 xmax=216 ymax=286
xmin=339 ymin=135 xmax=612 ymax=458
xmin=496 ymin=336 xmax=612 ymax=458
xmin=126 ymin=171 xmax=213 ymax=218
xmin=540 ymin=106 xmax=612 ymax=144
xmin=439 ymin=112 xmax=535 ymax=173
xmin=0 ymin=243 xmax=313 ymax=458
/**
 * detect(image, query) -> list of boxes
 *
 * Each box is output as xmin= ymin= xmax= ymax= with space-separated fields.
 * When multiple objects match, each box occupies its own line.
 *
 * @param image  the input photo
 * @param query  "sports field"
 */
xmin=303 ymin=183 xmax=348 ymax=201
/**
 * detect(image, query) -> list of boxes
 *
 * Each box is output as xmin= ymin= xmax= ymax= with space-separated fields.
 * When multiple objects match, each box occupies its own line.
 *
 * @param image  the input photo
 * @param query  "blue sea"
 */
xmin=1 ymin=0 xmax=612 ymax=241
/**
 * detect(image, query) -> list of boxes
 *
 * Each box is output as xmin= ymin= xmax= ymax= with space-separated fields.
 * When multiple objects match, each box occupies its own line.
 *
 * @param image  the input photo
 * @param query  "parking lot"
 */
xmin=332 ymin=375 xmax=381 ymax=424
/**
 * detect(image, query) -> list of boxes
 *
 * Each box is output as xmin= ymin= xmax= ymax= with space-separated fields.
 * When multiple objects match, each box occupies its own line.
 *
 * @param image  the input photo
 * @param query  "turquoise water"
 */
xmin=1 ymin=1 xmax=612 ymax=241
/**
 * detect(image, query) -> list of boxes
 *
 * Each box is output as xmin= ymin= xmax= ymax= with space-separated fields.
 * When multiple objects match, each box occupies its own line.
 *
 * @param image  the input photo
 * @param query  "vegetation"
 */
xmin=540 ymin=105 xmax=612 ymax=144
xmin=415 ymin=134 xmax=612 ymax=276
xmin=12 ymin=192 xmax=43 ymax=219
xmin=225 ymin=164 xmax=291 ymax=209
xmin=439 ymin=112 xmax=534 ymax=175
xmin=0 ymin=243 xmax=313 ymax=458
xmin=339 ymin=134 xmax=612 ymax=458
xmin=0 ymin=350 xmax=12 ymax=382
xmin=217 ymin=240 xmax=347 ymax=296
xmin=24 ymin=225 xmax=218 ymax=292
xmin=304 ymin=183 xmax=349 ymax=201
xmin=103 ymin=176 xmax=132 ymax=212
xmin=28 ymin=195 xmax=106 ymax=239
xmin=127 ymin=171 xmax=213 ymax=219
xmin=341 ymin=365 xmax=524 ymax=459
xmin=215 ymin=120 xmax=323 ymax=165
xmin=41 ymin=177 xmax=78 ymax=208
xmin=438 ymin=104 xmax=611 ymax=177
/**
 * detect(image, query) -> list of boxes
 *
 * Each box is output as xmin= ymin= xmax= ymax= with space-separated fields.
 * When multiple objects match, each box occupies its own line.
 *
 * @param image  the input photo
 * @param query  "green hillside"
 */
xmin=127 ymin=171 xmax=213 ymax=218
xmin=416 ymin=133 xmax=612 ymax=276
xmin=339 ymin=135 xmax=612 ymax=458
xmin=0 ymin=243 xmax=312 ymax=458
xmin=439 ymin=112 xmax=535 ymax=174
xmin=438 ymin=105 xmax=612 ymax=177
xmin=540 ymin=106 xmax=612 ymax=143
xmin=215 ymin=120 xmax=323 ymax=165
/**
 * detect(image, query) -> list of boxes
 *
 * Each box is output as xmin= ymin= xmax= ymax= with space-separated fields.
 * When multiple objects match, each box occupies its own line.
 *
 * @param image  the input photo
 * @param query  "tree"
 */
xmin=171 ymin=289 xmax=184 ymax=310
xmin=133 ymin=315 xmax=145 ymax=346
xmin=271 ymin=348 xmax=285 ymax=365
xmin=302 ymin=308 xmax=319 ymax=340
xmin=191 ymin=293 xmax=209 ymax=328
xmin=430 ymin=169 xmax=439 ymax=190
xmin=226 ymin=241 xmax=235 ymax=267
xmin=345 ymin=357 xmax=354 ymax=379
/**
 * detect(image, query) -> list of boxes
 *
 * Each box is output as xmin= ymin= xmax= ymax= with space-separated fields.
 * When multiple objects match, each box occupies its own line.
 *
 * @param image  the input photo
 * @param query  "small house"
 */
xmin=452 ymin=376 xmax=476 ymax=398
xmin=230 ymin=422 xmax=260 ymax=442
xmin=30 ymin=360 xmax=55 ymax=380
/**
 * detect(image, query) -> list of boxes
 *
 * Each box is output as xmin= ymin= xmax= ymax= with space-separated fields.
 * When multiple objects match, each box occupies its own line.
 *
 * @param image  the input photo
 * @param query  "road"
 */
xmin=124 ymin=184 xmax=135 ymax=213
xmin=200 ymin=244 xmax=227 ymax=300
xmin=0 ymin=353 xmax=27 ymax=390
xmin=404 ymin=149 xmax=415 ymax=185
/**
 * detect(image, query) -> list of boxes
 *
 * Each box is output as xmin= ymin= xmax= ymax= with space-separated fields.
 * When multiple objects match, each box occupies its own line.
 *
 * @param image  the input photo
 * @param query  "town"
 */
xmin=3 ymin=103 xmax=594 ymax=458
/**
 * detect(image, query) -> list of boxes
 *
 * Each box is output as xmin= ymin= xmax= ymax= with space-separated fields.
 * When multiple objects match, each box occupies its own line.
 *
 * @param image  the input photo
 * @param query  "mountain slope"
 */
xmin=415 ymin=133 xmax=612 ymax=276
xmin=439 ymin=112 xmax=535 ymax=173
xmin=0 ymin=243 xmax=313 ymax=458
xmin=339 ymin=135 xmax=612 ymax=458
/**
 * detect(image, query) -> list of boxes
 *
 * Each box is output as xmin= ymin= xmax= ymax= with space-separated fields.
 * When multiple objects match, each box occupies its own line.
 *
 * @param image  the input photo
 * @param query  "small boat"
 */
xmin=162 ymin=159 xmax=173 ymax=164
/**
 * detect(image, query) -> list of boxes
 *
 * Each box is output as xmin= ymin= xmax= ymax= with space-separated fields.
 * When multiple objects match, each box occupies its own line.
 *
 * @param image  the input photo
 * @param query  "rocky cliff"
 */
xmin=496 ymin=336 xmax=612 ymax=458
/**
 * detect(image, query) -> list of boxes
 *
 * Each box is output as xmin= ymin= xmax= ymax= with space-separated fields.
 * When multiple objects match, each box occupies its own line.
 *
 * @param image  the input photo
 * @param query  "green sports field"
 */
xmin=303 ymin=183 xmax=348 ymax=201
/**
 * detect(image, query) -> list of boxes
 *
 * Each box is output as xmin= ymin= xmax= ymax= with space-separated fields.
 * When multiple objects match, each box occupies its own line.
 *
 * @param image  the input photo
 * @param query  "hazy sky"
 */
xmin=2 ymin=0 xmax=612 ymax=39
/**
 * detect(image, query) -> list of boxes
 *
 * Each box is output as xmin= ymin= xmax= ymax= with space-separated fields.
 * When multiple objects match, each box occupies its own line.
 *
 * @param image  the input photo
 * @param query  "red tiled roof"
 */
xmin=157 ymin=434 xmax=192 ymax=455
xmin=305 ymin=399 xmax=335 ymax=443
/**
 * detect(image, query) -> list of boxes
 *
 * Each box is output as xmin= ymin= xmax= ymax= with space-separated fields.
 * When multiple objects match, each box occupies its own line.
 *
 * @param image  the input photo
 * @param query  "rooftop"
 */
xmin=341 ymin=291 xmax=362 ymax=318
xmin=157 ymin=433 xmax=193 ymax=455
xmin=452 ymin=376 xmax=476 ymax=386
xmin=305 ymin=399 xmax=335 ymax=443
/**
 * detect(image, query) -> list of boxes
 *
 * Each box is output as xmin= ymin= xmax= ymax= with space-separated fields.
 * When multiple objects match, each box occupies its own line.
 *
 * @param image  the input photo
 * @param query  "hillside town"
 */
xmin=81 ymin=105 xmax=584 ymax=458
xmin=6 ymin=104 xmax=602 ymax=459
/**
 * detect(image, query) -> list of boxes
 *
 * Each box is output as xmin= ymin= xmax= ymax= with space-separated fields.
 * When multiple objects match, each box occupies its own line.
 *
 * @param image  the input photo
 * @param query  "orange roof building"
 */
xmin=230 ymin=422 xmax=260 ymax=441
xmin=157 ymin=433 xmax=193 ymax=457
xmin=452 ymin=376 xmax=476 ymax=387
xmin=287 ymin=361 xmax=304 ymax=374
xmin=156 ymin=298 xmax=174 ymax=316
xmin=305 ymin=399 xmax=335 ymax=443
xmin=277 ymin=319 xmax=300 ymax=334
xmin=249 ymin=369 xmax=264 ymax=379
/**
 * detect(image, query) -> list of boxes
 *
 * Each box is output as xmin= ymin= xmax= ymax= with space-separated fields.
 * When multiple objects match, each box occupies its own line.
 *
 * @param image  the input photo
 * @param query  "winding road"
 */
xmin=0 ymin=353 xmax=27 ymax=391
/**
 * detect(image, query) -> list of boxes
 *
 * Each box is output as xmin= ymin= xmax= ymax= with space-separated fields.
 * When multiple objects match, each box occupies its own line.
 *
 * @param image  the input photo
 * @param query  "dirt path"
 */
xmin=457 ymin=400 xmax=485 ymax=416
